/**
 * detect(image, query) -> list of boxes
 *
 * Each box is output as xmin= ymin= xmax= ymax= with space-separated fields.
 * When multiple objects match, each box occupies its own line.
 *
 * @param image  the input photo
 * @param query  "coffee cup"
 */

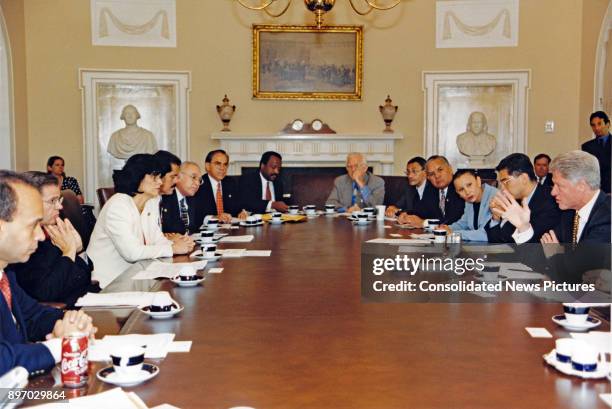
xmin=433 ymin=228 xmax=447 ymax=243
xmin=375 ymin=205 xmax=386 ymax=221
xmin=200 ymin=230 xmax=215 ymax=243
xmin=563 ymin=303 xmax=590 ymax=325
xmin=363 ymin=207 xmax=375 ymax=217
xmin=178 ymin=266 xmax=197 ymax=281
xmin=555 ymin=338 xmax=577 ymax=364
xmin=202 ymin=243 xmax=217 ymax=257
xmin=149 ymin=292 xmax=174 ymax=312
xmin=245 ymin=215 xmax=258 ymax=225
xmin=303 ymin=205 xmax=316 ymax=215
xmin=288 ymin=205 xmax=299 ymax=215
xmin=427 ymin=219 xmax=441 ymax=229
xmin=480 ymin=265 xmax=500 ymax=280
xmin=206 ymin=218 xmax=220 ymax=230
xmin=325 ymin=204 xmax=336 ymax=213
xmin=271 ymin=212 xmax=282 ymax=219
xmin=571 ymin=345 xmax=602 ymax=372
xmin=110 ymin=346 xmax=145 ymax=378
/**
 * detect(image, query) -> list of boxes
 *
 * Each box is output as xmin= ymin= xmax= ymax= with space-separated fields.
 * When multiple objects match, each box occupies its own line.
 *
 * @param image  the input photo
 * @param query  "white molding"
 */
xmin=90 ymin=0 xmax=176 ymax=48
xmin=211 ymin=132 xmax=403 ymax=176
xmin=422 ymin=70 xmax=531 ymax=167
xmin=594 ymin=0 xmax=612 ymax=110
xmin=79 ymin=68 xmax=191 ymax=204
xmin=0 ymin=5 xmax=14 ymax=170
xmin=436 ymin=0 xmax=519 ymax=48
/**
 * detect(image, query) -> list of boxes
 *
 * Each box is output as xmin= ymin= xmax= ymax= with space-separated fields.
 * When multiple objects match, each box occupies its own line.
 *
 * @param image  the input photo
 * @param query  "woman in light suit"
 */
xmin=441 ymin=169 xmax=498 ymax=242
xmin=87 ymin=154 xmax=193 ymax=288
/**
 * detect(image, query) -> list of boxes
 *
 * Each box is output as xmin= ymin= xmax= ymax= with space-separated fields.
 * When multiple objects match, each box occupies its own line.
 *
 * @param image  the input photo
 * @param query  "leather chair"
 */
xmin=96 ymin=187 xmax=115 ymax=208
xmin=290 ymin=173 xmax=337 ymax=208
xmin=60 ymin=190 xmax=95 ymax=249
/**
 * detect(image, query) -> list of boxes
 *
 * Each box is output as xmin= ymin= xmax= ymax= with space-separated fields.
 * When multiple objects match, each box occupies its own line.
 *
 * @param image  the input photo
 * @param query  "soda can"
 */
xmin=61 ymin=333 xmax=89 ymax=388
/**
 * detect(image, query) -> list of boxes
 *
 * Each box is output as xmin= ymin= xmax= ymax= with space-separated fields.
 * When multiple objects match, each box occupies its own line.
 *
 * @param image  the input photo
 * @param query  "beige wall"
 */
xmin=9 ymin=0 xmax=605 ymax=188
xmin=1 ymin=0 xmax=28 ymax=170
xmin=579 ymin=0 xmax=609 ymax=144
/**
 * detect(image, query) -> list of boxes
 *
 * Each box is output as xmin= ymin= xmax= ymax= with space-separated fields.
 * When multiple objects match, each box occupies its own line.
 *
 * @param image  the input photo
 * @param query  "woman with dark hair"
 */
xmin=86 ymin=154 xmax=194 ymax=287
xmin=46 ymin=155 xmax=84 ymax=204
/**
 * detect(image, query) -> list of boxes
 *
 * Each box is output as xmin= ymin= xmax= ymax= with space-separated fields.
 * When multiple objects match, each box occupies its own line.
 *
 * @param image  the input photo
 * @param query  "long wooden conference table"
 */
xmin=29 ymin=216 xmax=610 ymax=408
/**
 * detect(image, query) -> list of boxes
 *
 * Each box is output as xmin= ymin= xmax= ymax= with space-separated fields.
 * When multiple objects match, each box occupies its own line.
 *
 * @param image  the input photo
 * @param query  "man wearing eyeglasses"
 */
xmin=398 ymin=155 xmax=464 ymax=227
xmin=10 ymin=172 xmax=100 ymax=307
xmin=485 ymin=153 xmax=560 ymax=243
xmin=160 ymin=161 xmax=203 ymax=234
xmin=196 ymin=150 xmax=246 ymax=223
xmin=385 ymin=156 xmax=428 ymax=217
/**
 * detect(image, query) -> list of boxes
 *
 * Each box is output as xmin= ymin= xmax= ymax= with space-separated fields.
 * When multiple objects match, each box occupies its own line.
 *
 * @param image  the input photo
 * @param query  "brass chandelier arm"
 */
xmin=347 ymin=0 xmax=374 ymax=15
xmin=264 ymin=0 xmax=292 ymax=17
xmin=363 ymin=0 xmax=401 ymax=11
xmin=236 ymin=0 xmax=277 ymax=11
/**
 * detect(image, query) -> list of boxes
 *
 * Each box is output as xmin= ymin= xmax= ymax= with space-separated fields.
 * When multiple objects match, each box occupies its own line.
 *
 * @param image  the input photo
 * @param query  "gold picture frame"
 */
xmin=253 ymin=25 xmax=363 ymax=100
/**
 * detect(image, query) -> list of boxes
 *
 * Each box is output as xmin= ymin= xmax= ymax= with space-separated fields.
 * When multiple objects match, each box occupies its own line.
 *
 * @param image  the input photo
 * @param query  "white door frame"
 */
xmin=594 ymin=0 xmax=612 ymax=110
xmin=0 ymin=6 xmax=14 ymax=170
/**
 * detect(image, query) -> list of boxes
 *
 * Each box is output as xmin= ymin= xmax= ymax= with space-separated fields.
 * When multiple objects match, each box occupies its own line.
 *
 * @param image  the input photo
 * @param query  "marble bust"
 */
xmin=456 ymin=111 xmax=497 ymax=161
xmin=107 ymin=105 xmax=158 ymax=160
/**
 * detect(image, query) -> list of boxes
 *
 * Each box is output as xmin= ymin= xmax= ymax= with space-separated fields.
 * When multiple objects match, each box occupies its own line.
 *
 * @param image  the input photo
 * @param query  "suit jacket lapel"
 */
xmin=579 ymin=191 xmax=605 ymax=241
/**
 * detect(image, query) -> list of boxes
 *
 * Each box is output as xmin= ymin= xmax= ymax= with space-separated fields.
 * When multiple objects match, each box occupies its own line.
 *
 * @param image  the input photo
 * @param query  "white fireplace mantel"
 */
xmin=211 ymin=132 xmax=403 ymax=175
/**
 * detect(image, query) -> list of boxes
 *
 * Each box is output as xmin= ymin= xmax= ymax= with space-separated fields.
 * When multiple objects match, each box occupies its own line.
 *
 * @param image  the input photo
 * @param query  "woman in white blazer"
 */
xmin=442 ymin=169 xmax=498 ymax=242
xmin=87 ymin=154 xmax=193 ymax=288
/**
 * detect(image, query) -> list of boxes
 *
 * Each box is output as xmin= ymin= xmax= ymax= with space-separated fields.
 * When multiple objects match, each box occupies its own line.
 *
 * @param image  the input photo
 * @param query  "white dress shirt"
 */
xmin=575 ymin=190 xmax=600 ymax=241
xmin=416 ymin=182 xmax=426 ymax=200
xmin=260 ymin=173 xmax=275 ymax=212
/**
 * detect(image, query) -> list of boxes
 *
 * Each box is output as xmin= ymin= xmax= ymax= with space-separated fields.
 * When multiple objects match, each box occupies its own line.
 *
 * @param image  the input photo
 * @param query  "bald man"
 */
xmin=326 ymin=153 xmax=385 ymax=212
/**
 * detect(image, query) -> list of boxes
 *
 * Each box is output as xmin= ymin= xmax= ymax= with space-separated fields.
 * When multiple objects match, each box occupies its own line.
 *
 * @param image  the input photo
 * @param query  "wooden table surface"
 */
xmin=32 ymin=216 xmax=612 ymax=408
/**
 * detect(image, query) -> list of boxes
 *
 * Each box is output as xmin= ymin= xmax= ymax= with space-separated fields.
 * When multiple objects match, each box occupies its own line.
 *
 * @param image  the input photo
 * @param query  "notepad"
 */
xmin=245 ymin=250 xmax=272 ymax=257
xmin=219 ymin=235 xmax=254 ymax=243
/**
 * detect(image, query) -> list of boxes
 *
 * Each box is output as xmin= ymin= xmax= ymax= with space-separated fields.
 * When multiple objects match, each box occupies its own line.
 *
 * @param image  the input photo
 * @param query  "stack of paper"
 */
xmin=132 ymin=260 xmax=207 ymax=280
xmin=30 ymin=387 xmax=148 ymax=408
xmin=244 ymin=250 xmax=272 ymax=257
xmin=219 ymin=235 xmax=254 ymax=243
xmin=89 ymin=333 xmax=176 ymax=360
xmin=570 ymin=331 xmax=612 ymax=353
xmin=75 ymin=291 xmax=175 ymax=308
xmin=217 ymin=248 xmax=246 ymax=258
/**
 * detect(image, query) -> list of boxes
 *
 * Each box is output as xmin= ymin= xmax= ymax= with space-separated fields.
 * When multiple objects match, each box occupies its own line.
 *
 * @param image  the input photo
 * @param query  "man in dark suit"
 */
xmin=533 ymin=153 xmax=553 ymax=187
xmin=485 ymin=153 xmax=561 ymax=243
xmin=385 ymin=156 xmax=428 ymax=217
xmin=11 ymin=172 xmax=99 ymax=307
xmin=582 ymin=111 xmax=611 ymax=194
xmin=161 ymin=161 xmax=203 ymax=234
xmin=195 ymin=150 xmax=246 ymax=223
xmin=0 ymin=171 xmax=96 ymax=377
xmin=239 ymin=151 xmax=289 ymax=213
xmin=398 ymin=155 xmax=465 ymax=226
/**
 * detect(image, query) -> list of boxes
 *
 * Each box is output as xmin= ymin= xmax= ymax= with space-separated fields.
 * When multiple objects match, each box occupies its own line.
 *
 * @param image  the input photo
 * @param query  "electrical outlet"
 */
xmin=545 ymin=121 xmax=555 ymax=133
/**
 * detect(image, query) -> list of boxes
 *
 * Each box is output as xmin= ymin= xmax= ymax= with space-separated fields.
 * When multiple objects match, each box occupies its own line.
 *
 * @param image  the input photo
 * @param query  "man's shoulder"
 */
xmin=333 ymin=174 xmax=351 ymax=185
xmin=581 ymin=138 xmax=598 ymax=151
xmin=368 ymin=173 xmax=384 ymax=185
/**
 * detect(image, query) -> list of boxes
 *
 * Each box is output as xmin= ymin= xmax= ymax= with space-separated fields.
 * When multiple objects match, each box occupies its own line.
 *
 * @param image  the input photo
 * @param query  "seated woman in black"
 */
xmin=47 ymin=155 xmax=84 ymax=204
xmin=10 ymin=172 xmax=100 ymax=307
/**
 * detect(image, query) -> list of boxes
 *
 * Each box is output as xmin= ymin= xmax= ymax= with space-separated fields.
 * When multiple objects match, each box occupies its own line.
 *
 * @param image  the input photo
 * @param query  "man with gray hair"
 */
xmin=326 ymin=152 xmax=385 ymax=212
xmin=504 ymin=150 xmax=610 ymax=244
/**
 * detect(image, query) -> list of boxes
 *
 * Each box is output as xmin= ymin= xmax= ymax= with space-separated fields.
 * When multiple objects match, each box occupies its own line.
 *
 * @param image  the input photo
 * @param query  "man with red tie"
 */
xmin=196 ymin=150 xmax=246 ymax=222
xmin=0 ymin=171 xmax=96 ymax=377
xmin=239 ymin=151 xmax=289 ymax=214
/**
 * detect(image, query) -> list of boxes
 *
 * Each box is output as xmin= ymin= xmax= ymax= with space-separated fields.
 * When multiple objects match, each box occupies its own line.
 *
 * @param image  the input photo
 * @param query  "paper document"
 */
xmin=168 ymin=341 xmax=192 ymax=353
xmin=29 ymin=388 xmax=148 ymax=408
xmin=570 ymin=331 xmax=611 ymax=353
xmin=525 ymin=327 xmax=553 ymax=338
xmin=367 ymin=238 xmax=432 ymax=244
xmin=89 ymin=333 xmax=176 ymax=360
xmin=245 ymin=250 xmax=272 ymax=257
xmin=219 ymin=235 xmax=254 ymax=243
xmin=132 ymin=260 xmax=207 ymax=280
xmin=75 ymin=291 xmax=174 ymax=308
xmin=217 ymin=248 xmax=246 ymax=258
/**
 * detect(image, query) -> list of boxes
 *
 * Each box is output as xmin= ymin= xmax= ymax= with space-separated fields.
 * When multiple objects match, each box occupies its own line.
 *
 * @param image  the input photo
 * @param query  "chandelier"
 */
xmin=236 ymin=0 xmax=401 ymax=28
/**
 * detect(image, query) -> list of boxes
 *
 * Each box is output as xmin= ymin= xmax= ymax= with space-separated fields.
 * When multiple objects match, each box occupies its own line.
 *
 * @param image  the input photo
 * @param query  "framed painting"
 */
xmin=253 ymin=25 xmax=363 ymax=100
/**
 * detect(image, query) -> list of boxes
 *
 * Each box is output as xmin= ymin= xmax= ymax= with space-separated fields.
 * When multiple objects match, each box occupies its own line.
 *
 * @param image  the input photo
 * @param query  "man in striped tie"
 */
xmin=160 ymin=161 xmax=203 ymax=234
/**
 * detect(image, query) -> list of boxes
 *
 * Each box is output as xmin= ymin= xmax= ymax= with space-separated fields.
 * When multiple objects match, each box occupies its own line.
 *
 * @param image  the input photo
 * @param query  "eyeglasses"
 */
xmin=43 ymin=196 xmax=64 ymax=207
xmin=181 ymin=172 xmax=203 ymax=185
xmin=499 ymin=176 xmax=516 ymax=186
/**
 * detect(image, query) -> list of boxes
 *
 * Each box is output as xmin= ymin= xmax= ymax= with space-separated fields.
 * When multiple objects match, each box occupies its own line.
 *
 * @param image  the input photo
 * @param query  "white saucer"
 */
xmin=543 ymin=349 xmax=609 ymax=379
xmin=269 ymin=219 xmax=284 ymax=225
xmin=324 ymin=211 xmax=336 ymax=216
xmin=189 ymin=250 xmax=222 ymax=261
xmin=552 ymin=314 xmax=601 ymax=332
xmin=139 ymin=303 xmax=184 ymax=319
xmin=353 ymin=219 xmax=372 ymax=225
xmin=97 ymin=363 xmax=160 ymax=387
xmin=473 ymin=273 xmax=508 ymax=283
xmin=239 ymin=221 xmax=264 ymax=227
xmin=171 ymin=274 xmax=205 ymax=287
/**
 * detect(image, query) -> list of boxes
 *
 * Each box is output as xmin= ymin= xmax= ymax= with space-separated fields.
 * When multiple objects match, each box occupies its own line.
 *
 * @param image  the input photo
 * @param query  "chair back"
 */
xmin=96 ymin=187 xmax=115 ymax=208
